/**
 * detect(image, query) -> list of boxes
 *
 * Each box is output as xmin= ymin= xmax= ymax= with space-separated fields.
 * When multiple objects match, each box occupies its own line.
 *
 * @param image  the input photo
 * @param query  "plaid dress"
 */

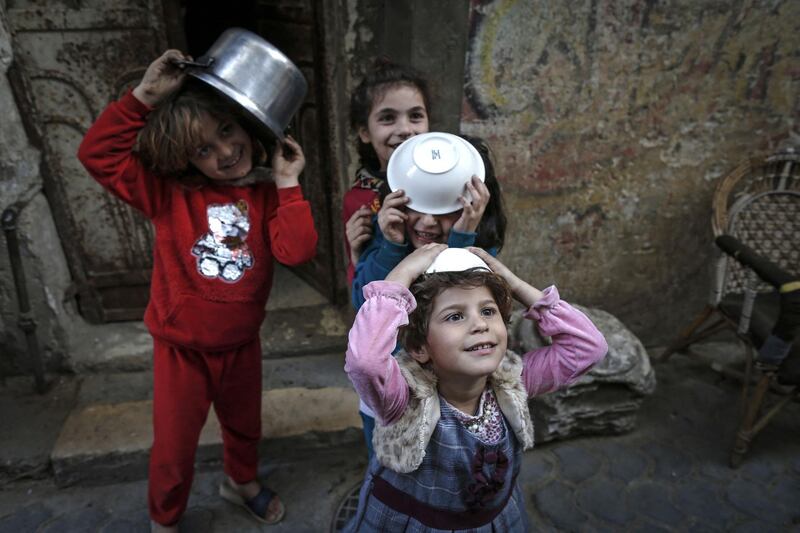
xmin=344 ymin=391 xmax=530 ymax=532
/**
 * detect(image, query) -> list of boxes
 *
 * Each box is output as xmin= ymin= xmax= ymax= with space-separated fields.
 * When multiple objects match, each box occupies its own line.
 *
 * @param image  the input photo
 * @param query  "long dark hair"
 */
xmin=462 ymin=135 xmax=507 ymax=253
xmin=350 ymin=58 xmax=432 ymax=173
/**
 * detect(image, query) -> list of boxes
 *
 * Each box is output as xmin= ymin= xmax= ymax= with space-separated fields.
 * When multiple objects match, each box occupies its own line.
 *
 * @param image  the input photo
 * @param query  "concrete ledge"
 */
xmin=51 ymin=387 xmax=361 ymax=487
xmin=0 ymin=376 xmax=79 ymax=484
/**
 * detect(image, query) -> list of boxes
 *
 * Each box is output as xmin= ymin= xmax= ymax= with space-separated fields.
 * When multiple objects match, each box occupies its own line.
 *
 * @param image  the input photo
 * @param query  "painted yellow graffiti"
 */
xmin=478 ymin=0 xmax=520 ymax=109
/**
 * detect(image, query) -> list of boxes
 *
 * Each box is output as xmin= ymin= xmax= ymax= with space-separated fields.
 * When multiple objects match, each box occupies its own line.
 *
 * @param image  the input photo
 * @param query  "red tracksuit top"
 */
xmin=77 ymin=91 xmax=318 ymax=351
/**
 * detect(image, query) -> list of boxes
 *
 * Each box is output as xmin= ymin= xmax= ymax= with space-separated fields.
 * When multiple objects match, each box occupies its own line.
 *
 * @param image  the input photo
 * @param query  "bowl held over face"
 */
xmin=387 ymin=132 xmax=486 ymax=215
xmin=186 ymin=28 xmax=307 ymax=142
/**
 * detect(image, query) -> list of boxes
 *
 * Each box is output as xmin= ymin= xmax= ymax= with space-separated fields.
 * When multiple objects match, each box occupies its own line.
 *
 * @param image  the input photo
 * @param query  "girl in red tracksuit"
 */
xmin=77 ymin=49 xmax=317 ymax=531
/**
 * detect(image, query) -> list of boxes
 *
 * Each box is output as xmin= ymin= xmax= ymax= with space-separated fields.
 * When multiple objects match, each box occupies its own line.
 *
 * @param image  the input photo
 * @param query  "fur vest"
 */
xmin=373 ymin=350 xmax=535 ymax=474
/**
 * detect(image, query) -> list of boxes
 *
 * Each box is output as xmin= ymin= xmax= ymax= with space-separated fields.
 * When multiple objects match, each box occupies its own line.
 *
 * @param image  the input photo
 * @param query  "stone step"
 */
xmin=2 ymin=353 xmax=364 ymax=488
xmin=260 ymin=304 xmax=350 ymax=359
xmin=69 ymin=303 xmax=351 ymax=373
xmin=51 ymin=386 xmax=362 ymax=487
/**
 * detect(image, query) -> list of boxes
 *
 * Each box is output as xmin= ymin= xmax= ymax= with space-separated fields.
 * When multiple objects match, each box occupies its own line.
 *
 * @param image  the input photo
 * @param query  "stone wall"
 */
xmin=2 ymin=1 xmax=798 ymax=375
xmin=459 ymin=0 xmax=799 ymax=341
xmin=0 ymin=8 xmax=72 ymax=375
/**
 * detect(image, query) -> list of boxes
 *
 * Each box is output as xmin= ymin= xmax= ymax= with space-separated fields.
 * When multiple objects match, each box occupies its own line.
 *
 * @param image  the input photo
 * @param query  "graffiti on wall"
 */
xmin=463 ymin=0 xmax=799 ymax=196
xmin=460 ymin=0 xmax=799 ymax=338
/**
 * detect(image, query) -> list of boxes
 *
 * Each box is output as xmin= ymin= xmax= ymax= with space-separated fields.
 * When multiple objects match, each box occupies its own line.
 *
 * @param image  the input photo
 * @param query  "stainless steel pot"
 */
xmin=187 ymin=28 xmax=307 ymax=141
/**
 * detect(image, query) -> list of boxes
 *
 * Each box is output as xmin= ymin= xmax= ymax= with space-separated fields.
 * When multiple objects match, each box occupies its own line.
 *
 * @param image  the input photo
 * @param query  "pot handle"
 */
xmin=169 ymin=57 xmax=215 ymax=70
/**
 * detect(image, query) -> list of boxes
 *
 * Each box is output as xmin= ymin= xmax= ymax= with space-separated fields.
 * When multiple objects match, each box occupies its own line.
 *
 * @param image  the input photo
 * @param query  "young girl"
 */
xmin=343 ymin=59 xmax=432 ymax=285
xmin=77 ymin=50 xmax=317 ymax=531
xmin=344 ymin=245 xmax=607 ymax=531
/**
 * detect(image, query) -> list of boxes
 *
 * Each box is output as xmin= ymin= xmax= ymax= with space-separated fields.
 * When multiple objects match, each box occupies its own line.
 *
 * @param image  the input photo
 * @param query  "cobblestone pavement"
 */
xmin=0 ymin=350 xmax=798 ymax=532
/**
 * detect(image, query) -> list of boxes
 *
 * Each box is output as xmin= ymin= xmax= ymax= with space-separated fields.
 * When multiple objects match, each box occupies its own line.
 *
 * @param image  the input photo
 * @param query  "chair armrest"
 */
xmin=715 ymin=235 xmax=795 ymax=290
xmin=716 ymin=235 xmax=800 ymax=347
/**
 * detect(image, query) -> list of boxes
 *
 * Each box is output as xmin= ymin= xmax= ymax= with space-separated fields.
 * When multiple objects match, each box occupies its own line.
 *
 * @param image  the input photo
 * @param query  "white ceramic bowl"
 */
xmin=387 ymin=132 xmax=485 ymax=215
xmin=425 ymin=248 xmax=491 ymax=274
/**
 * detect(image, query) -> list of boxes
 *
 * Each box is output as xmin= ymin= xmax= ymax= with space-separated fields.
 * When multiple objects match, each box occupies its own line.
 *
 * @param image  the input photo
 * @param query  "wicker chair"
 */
xmin=658 ymin=146 xmax=800 ymax=467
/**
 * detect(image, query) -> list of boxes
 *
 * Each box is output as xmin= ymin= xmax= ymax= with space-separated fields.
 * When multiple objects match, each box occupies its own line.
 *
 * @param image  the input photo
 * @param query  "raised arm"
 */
xmin=344 ymin=281 xmax=414 ymax=424
xmin=345 ymin=243 xmax=448 ymax=423
xmin=351 ymin=219 xmax=409 ymax=310
xmin=467 ymin=247 xmax=607 ymax=396
xmin=77 ymin=50 xmax=188 ymax=217
xmin=519 ymin=286 xmax=607 ymax=396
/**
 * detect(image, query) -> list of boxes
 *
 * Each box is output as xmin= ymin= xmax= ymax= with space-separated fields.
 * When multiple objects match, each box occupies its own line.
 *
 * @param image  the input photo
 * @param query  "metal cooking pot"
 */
xmin=186 ymin=28 xmax=307 ymax=142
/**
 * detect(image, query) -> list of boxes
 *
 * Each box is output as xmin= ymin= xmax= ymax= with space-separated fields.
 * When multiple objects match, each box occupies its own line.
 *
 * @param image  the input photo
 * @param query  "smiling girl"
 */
xmin=342 ymin=59 xmax=433 ymax=285
xmin=78 ymin=49 xmax=317 ymax=531
xmin=344 ymin=246 xmax=607 ymax=531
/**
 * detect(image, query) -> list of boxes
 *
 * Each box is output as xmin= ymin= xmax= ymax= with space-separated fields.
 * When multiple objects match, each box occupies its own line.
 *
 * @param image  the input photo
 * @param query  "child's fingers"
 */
xmin=348 ymin=219 xmax=373 ymax=236
xmin=458 ymin=195 xmax=475 ymax=216
xmin=358 ymin=207 xmax=374 ymax=220
xmin=468 ymin=246 xmax=502 ymax=268
xmin=352 ymin=234 xmax=372 ymax=248
xmin=162 ymin=49 xmax=186 ymax=63
xmin=382 ymin=190 xmax=408 ymax=208
xmin=464 ymin=177 xmax=478 ymax=196
xmin=382 ymin=207 xmax=408 ymax=221
xmin=384 ymin=189 xmax=404 ymax=200
xmin=346 ymin=207 xmax=371 ymax=225
xmin=475 ymin=181 xmax=489 ymax=201
xmin=346 ymin=223 xmax=371 ymax=243
xmin=468 ymin=177 xmax=490 ymax=208
xmin=418 ymin=243 xmax=448 ymax=265
xmin=423 ymin=242 xmax=448 ymax=253
xmin=473 ymin=175 xmax=490 ymax=195
xmin=351 ymin=215 xmax=372 ymax=229
xmin=382 ymin=213 xmax=407 ymax=226
xmin=407 ymin=243 xmax=447 ymax=265
xmin=467 ymin=246 xmax=489 ymax=259
xmin=468 ymin=247 xmax=514 ymax=280
xmin=282 ymin=135 xmax=302 ymax=154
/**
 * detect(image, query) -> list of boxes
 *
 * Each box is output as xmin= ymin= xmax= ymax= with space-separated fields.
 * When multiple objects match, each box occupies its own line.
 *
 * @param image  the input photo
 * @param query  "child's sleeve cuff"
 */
xmin=363 ymin=280 xmax=417 ymax=313
xmin=122 ymin=89 xmax=154 ymax=116
xmin=277 ymin=185 xmax=304 ymax=204
xmin=524 ymin=285 xmax=560 ymax=320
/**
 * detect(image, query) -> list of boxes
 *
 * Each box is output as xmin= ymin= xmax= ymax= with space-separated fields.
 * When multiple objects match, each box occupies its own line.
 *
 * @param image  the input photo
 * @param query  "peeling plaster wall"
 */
xmin=0 ymin=7 xmax=71 ymax=375
xmin=340 ymin=0 xmax=380 ymax=191
xmin=461 ymin=0 xmax=799 ymax=341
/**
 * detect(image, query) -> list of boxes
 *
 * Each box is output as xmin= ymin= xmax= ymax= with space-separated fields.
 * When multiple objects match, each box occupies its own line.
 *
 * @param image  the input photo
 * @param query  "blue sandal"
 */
xmin=219 ymin=478 xmax=285 ymax=525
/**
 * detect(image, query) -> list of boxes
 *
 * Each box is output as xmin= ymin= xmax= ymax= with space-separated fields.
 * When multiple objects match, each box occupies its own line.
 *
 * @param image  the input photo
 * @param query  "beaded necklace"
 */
xmin=447 ymin=389 xmax=505 ymax=444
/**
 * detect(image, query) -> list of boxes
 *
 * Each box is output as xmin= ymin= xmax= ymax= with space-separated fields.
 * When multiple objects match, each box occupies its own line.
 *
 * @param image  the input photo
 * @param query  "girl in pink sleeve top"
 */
xmin=343 ymin=245 xmax=607 ymax=532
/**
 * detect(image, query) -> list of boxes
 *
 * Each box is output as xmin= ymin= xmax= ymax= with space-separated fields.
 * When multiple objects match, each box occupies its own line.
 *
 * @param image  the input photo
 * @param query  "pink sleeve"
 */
xmin=521 ymin=286 xmax=608 ymax=396
xmin=344 ymin=280 xmax=413 ymax=424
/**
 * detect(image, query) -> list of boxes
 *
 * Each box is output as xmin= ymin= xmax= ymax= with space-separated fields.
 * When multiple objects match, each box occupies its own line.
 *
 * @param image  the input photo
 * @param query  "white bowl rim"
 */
xmin=387 ymin=132 xmax=486 ymax=215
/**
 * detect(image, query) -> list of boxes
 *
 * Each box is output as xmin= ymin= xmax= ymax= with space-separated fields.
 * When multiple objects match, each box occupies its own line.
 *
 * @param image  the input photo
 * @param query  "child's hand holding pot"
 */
xmin=133 ymin=49 xmax=189 ymax=108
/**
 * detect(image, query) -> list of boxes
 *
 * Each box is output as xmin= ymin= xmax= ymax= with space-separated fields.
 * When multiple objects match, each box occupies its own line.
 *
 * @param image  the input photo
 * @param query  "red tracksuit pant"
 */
xmin=148 ymin=336 xmax=262 ymax=526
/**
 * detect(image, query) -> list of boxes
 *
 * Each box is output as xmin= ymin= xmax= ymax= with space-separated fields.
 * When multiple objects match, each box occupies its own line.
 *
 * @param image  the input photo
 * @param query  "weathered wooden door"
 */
xmin=7 ymin=0 xmax=343 ymax=323
xmin=242 ymin=1 xmax=342 ymax=306
xmin=7 ymin=0 xmax=170 ymax=322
